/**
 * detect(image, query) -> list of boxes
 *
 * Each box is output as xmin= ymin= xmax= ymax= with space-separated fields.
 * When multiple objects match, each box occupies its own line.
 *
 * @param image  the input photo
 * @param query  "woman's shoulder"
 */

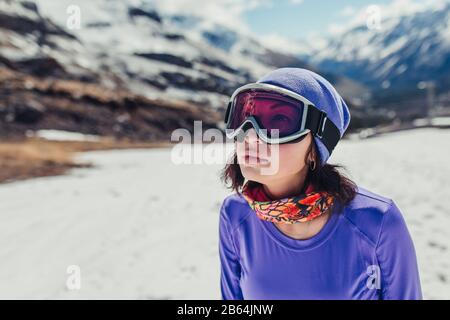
xmin=341 ymin=185 xmax=407 ymax=246
xmin=219 ymin=193 xmax=253 ymax=229
xmin=348 ymin=185 xmax=393 ymax=211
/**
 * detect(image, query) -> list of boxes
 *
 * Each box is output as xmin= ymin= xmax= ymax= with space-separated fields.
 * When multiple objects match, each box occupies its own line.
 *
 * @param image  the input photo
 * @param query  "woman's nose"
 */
xmin=243 ymin=128 xmax=260 ymax=144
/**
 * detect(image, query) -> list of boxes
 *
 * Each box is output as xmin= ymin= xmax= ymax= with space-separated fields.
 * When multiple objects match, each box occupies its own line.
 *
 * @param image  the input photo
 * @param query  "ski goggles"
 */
xmin=224 ymin=83 xmax=341 ymax=154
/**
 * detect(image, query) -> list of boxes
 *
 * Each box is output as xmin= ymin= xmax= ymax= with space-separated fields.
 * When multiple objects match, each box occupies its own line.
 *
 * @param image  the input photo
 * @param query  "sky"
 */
xmin=152 ymin=0 xmax=448 ymax=53
xmin=34 ymin=0 xmax=449 ymax=41
xmin=243 ymin=0 xmax=393 ymax=40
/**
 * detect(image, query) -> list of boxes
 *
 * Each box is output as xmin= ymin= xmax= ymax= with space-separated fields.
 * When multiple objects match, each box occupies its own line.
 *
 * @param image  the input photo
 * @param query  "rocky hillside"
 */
xmin=0 ymin=0 xmax=371 ymax=140
xmin=0 ymin=0 xmax=223 ymax=140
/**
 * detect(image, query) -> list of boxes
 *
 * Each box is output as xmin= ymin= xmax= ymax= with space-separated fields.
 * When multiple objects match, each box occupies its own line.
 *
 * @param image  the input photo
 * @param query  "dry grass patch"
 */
xmin=0 ymin=137 xmax=171 ymax=184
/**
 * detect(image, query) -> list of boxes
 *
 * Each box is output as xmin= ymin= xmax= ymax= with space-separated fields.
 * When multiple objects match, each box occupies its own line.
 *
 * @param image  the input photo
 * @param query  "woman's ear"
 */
xmin=309 ymin=137 xmax=319 ymax=163
xmin=303 ymin=133 xmax=314 ymax=165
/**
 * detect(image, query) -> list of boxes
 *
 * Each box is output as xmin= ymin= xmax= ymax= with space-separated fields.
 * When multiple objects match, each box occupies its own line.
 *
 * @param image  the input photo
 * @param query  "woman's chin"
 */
xmin=241 ymin=166 xmax=276 ymax=182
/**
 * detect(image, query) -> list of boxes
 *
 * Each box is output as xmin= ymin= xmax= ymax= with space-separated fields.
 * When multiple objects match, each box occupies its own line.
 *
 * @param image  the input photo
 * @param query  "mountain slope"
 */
xmin=32 ymin=0 xmax=367 ymax=107
xmin=32 ymin=0 xmax=300 ymax=109
xmin=1 ymin=0 xmax=372 ymax=140
xmin=0 ymin=0 xmax=220 ymax=139
xmin=306 ymin=2 xmax=450 ymax=93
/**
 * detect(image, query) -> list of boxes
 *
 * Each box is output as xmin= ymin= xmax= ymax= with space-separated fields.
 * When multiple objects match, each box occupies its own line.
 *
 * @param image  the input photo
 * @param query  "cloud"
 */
xmin=289 ymin=0 xmax=304 ymax=5
xmin=151 ymin=0 xmax=272 ymax=33
xmin=257 ymin=32 xmax=305 ymax=54
xmin=331 ymin=0 xmax=449 ymax=36
xmin=257 ymin=31 xmax=327 ymax=56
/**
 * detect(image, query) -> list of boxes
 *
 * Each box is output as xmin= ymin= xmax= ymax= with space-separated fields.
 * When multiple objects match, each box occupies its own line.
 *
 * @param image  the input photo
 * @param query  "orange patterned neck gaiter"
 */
xmin=241 ymin=181 xmax=335 ymax=224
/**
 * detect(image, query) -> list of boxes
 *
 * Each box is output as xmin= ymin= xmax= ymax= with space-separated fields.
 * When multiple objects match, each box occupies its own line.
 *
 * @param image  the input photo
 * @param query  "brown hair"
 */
xmin=220 ymin=137 xmax=358 ymax=213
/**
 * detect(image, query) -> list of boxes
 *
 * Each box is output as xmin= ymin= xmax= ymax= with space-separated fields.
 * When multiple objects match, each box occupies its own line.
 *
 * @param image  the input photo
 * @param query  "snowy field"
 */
xmin=0 ymin=127 xmax=449 ymax=299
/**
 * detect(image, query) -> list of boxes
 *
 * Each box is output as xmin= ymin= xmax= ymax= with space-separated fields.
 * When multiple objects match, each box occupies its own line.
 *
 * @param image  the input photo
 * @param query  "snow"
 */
xmin=379 ymin=35 xmax=409 ymax=60
xmin=431 ymin=117 xmax=450 ymax=126
xmin=32 ymin=0 xmax=272 ymax=78
xmin=374 ymin=55 xmax=400 ymax=79
xmin=413 ymin=117 xmax=450 ymax=127
xmin=32 ymin=130 xmax=101 ymax=142
xmin=0 ymin=31 xmax=42 ymax=60
xmin=0 ymin=0 xmax=39 ymax=21
xmin=308 ymin=3 xmax=450 ymax=87
xmin=0 ymin=128 xmax=448 ymax=299
xmin=28 ymin=0 xmax=273 ymax=109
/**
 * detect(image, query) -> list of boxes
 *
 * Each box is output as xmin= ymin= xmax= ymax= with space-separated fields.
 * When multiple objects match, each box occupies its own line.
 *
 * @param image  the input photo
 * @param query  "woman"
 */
xmin=219 ymin=67 xmax=422 ymax=300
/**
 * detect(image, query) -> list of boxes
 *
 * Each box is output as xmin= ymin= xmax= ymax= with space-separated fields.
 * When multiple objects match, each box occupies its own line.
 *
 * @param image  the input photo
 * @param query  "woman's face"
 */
xmin=236 ymin=129 xmax=313 ymax=184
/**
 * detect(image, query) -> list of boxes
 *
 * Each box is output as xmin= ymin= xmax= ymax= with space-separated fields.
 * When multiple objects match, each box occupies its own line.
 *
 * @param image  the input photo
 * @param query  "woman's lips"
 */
xmin=243 ymin=154 xmax=270 ymax=165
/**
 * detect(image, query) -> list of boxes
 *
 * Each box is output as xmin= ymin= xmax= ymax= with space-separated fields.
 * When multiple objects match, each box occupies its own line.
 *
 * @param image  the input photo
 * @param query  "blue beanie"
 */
xmin=256 ymin=67 xmax=351 ymax=165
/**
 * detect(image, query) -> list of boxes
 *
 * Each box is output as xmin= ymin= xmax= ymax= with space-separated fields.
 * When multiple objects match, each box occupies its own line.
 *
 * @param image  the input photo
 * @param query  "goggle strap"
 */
xmin=224 ymin=101 xmax=231 ymax=125
xmin=304 ymin=106 xmax=341 ymax=154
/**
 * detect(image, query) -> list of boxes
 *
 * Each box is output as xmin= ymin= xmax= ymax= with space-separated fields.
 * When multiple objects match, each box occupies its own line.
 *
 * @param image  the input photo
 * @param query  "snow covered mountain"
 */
xmin=0 ymin=0 xmax=372 ymax=139
xmin=306 ymin=1 xmax=450 ymax=94
xmin=0 ymin=0 xmax=93 ymax=77
xmin=0 ymin=0 xmax=221 ymax=139
xmin=5 ymin=0 xmax=365 ymax=107
xmin=26 ymin=0 xmax=318 ymax=109
xmin=0 ymin=0 xmax=318 ymax=139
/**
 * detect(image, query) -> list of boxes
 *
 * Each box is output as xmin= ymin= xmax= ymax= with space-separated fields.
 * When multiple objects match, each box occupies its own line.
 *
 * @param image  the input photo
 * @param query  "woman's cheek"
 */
xmin=272 ymin=144 xmax=306 ymax=174
xmin=235 ymin=142 xmax=244 ymax=159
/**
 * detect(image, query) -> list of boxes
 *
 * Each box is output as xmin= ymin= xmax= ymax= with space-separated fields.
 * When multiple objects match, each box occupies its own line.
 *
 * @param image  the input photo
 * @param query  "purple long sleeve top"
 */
xmin=218 ymin=186 xmax=422 ymax=300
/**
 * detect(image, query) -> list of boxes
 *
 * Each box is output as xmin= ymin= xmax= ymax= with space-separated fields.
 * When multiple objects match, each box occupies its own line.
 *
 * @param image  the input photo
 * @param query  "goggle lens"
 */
xmin=228 ymin=90 xmax=305 ymax=138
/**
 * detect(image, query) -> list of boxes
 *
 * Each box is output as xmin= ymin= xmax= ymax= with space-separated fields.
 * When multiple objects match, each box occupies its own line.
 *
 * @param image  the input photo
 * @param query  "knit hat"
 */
xmin=256 ymin=68 xmax=351 ymax=165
